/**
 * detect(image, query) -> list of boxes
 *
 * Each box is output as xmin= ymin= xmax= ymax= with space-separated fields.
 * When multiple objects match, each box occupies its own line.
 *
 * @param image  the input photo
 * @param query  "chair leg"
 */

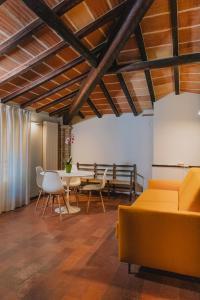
xmin=99 ymin=190 xmax=106 ymax=213
xmin=107 ymin=185 xmax=110 ymax=200
xmin=75 ymin=188 xmax=79 ymax=207
xmin=63 ymin=194 xmax=69 ymax=214
xmin=51 ymin=195 xmax=55 ymax=214
xmin=35 ymin=189 xmax=42 ymax=211
xmin=42 ymin=194 xmax=50 ymax=217
xmin=87 ymin=191 xmax=91 ymax=213
xmin=57 ymin=195 xmax=62 ymax=221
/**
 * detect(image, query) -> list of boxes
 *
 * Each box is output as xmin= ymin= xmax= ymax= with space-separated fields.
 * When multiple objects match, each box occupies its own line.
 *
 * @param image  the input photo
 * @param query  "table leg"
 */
xmin=55 ymin=177 xmax=81 ymax=215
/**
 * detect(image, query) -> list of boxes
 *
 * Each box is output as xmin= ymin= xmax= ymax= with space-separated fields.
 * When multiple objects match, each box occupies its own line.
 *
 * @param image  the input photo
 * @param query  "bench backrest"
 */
xmin=76 ymin=163 xmax=137 ymax=184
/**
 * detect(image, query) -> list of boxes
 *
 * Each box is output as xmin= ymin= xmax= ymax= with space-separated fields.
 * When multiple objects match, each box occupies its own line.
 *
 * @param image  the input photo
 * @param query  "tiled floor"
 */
xmin=0 ymin=194 xmax=199 ymax=300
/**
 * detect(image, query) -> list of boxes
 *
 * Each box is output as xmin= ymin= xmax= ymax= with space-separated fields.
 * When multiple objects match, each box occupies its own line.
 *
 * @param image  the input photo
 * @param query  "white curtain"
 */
xmin=0 ymin=104 xmax=31 ymax=213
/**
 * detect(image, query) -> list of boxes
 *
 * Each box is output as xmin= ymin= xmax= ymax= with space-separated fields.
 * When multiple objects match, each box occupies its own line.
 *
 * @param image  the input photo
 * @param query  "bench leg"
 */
xmin=129 ymin=190 xmax=133 ymax=202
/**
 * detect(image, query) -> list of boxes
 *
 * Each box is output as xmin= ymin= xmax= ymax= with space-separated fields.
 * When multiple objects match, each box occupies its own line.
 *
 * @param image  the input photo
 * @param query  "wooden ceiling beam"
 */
xmin=63 ymin=110 xmax=84 ymax=124
xmin=2 ymin=70 xmax=87 ymax=105
xmin=1 ymin=43 xmax=104 ymax=103
xmin=170 ymin=0 xmax=179 ymax=95
xmin=87 ymin=98 xmax=102 ymax=118
xmin=22 ymin=0 xmax=97 ymax=67
xmin=99 ymin=80 xmax=120 ymax=117
xmin=116 ymin=73 xmax=137 ymax=116
xmin=0 ymin=0 xmax=84 ymax=55
xmin=50 ymin=104 xmax=85 ymax=119
xmin=0 ymin=1 xmax=126 ymax=85
xmin=110 ymin=53 xmax=200 ymax=73
xmin=78 ymin=111 xmax=85 ymax=119
xmin=134 ymin=25 xmax=155 ymax=106
xmin=65 ymin=0 xmax=154 ymax=124
xmin=20 ymin=71 xmax=89 ymax=108
xmin=50 ymin=105 xmax=71 ymax=116
xmin=36 ymin=90 xmax=78 ymax=113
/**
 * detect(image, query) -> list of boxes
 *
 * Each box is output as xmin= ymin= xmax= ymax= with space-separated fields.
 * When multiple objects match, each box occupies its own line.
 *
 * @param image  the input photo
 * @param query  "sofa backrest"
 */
xmin=179 ymin=168 xmax=200 ymax=212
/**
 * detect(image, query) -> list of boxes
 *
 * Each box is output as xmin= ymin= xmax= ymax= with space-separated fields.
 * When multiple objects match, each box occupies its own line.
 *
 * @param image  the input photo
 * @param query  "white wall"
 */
xmin=71 ymin=114 xmax=153 ymax=186
xmin=153 ymin=93 xmax=200 ymax=180
xmin=30 ymin=112 xmax=60 ymax=197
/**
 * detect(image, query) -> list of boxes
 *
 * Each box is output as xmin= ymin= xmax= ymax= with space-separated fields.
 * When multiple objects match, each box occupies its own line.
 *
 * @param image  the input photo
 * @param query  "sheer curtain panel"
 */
xmin=0 ymin=104 xmax=31 ymax=213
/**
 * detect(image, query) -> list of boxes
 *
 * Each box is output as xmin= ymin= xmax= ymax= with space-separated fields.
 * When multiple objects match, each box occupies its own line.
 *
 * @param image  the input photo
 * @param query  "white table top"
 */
xmin=41 ymin=170 xmax=94 ymax=178
xmin=57 ymin=170 xmax=94 ymax=177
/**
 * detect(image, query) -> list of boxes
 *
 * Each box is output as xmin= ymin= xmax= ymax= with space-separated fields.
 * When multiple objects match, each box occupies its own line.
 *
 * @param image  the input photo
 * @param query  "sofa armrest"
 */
xmin=118 ymin=205 xmax=200 ymax=277
xmin=148 ymin=179 xmax=182 ymax=191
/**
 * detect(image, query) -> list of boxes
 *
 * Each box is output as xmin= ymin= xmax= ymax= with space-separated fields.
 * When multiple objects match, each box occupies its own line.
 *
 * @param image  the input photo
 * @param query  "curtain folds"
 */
xmin=0 ymin=104 xmax=31 ymax=213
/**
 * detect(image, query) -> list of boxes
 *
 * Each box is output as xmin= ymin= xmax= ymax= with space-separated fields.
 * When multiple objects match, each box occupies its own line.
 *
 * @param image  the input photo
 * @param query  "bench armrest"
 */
xmin=118 ymin=205 xmax=200 ymax=277
xmin=148 ymin=179 xmax=182 ymax=191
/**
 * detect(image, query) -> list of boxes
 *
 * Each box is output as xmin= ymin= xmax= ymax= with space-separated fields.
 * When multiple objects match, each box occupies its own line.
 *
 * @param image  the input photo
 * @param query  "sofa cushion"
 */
xmin=179 ymin=168 xmax=200 ymax=212
xmin=133 ymin=189 xmax=178 ymax=211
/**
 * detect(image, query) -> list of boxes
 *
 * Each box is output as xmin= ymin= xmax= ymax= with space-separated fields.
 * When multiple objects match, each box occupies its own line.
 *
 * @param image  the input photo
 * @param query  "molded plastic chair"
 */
xmin=82 ymin=169 xmax=108 ymax=213
xmin=42 ymin=171 xmax=69 ymax=220
xmin=35 ymin=166 xmax=44 ymax=211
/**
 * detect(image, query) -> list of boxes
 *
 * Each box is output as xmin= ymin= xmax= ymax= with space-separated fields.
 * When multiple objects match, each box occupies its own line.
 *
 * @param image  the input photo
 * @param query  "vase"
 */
xmin=65 ymin=163 xmax=72 ymax=173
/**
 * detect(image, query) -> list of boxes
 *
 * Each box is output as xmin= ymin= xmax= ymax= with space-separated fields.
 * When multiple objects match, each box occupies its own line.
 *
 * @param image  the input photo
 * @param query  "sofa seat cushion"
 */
xmin=133 ymin=189 xmax=178 ymax=211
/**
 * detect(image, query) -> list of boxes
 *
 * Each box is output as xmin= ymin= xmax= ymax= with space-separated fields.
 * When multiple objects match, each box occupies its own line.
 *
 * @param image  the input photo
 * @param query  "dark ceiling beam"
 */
xmin=134 ymin=25 xmax=155 ymax=106
xmin=0 ymin=1 xmax=126 ymax=85
xmin=50 ymin=105 xmax=71 ymax=116
xmin=98 ymin=16 xmax=138 ymax=116
xmin=110 ymin=52 xmax=200 ymax=73
xmin=36 ymin=90 xmax=78 ymax=113
xmin=20 ymin=71 xmax=89 ymax=108
xmin=87 ymin=98 xmax=102 ymax=118
xmin=116 ymin=73 xmax=137 ymax=115
xmin=169 ymin=0 xmax=179 ymax=95
xmin=63 ymin=110 xmax=84 ymax=124
xmin=1 ymin=43 xmax=104 ymax=104
xmin=78 ymin=111 xmax=85 ymax=119
xmin=64 ymin=0 xmax=154 ymax=124
xmin=99 ymin=80 xmax=120 ymax=117
xmin=22 ymin=0 xmax=97 ymax=67
xmin=0 ymin=0 xmax=84 ymax=55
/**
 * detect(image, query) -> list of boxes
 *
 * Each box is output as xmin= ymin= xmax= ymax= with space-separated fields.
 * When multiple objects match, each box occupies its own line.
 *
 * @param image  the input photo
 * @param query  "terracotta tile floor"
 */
xmin=0 ymin=194 xmax=199 ymax=300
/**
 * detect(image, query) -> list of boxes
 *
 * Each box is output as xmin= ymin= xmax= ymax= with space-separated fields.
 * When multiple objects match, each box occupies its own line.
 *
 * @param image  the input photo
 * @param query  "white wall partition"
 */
xmin=43 ymin=121 xmax=58 ymax=171
xmin=153 ymin=93 xmax=200 ymax=179
xmin=30 ymin=113 xmax=59 ymax=197
xmin=72 ymin=114 xmax=153 ymax=186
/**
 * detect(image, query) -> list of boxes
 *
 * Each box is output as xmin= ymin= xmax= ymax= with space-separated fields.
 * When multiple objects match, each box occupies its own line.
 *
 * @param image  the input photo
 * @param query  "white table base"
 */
xmin=55 ymin=204 xmax=80 ymax=214
xmin=45 ymin=170 xmax=94 ymax=215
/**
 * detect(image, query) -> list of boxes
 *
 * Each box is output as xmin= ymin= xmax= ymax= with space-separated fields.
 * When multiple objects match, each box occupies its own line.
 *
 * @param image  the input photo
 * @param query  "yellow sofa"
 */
xmin=117 ymin=168 xmax=200 ymax=278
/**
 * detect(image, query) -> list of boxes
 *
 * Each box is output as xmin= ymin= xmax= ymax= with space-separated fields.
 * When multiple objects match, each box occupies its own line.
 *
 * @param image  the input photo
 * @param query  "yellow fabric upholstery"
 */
xmin=179 ymin=168 xmax=200 ymax=212
xmin=148 ymin=179 xmax=182 ymax=191
xmin=118 ymin=206 xmax=200 ymax=278
xmin=117 ymin=168 xmax=200 ymax=278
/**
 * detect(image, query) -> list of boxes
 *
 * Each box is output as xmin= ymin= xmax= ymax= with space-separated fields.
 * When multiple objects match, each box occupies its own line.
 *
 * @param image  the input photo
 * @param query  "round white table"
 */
xmin=54 ymin=170 xmax=94 ymax=214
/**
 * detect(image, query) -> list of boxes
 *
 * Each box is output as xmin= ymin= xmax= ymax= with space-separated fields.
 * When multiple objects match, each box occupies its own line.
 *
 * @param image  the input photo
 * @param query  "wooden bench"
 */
xmin=77 ymin=163 xmax=144 ymax=201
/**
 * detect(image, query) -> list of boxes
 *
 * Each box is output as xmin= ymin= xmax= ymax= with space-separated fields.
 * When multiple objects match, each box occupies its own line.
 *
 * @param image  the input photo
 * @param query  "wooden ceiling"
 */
xmin=0 ymin=0 xmax=199 ymax=122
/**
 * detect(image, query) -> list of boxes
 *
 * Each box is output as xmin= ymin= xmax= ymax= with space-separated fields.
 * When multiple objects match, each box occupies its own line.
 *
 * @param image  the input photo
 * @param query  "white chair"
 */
xmin=82 ymin=168 xmax=108 ymax=213
xmin=35 ymin=166 xmax=44 ymax=211
xmin=62 ymin=164 xmax=81 ymax=206
xmin=42 ymin=171 xmax=69 ymax=220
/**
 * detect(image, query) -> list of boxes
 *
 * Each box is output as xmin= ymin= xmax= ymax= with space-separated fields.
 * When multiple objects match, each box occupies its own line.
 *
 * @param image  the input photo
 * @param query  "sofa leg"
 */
xmin=128 ymin=263 xmax=132 ymax=274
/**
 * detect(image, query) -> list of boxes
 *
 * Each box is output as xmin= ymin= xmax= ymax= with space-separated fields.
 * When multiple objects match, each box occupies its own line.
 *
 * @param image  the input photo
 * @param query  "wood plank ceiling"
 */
xmin=0 ymin=0 xmax=199 ymax=121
